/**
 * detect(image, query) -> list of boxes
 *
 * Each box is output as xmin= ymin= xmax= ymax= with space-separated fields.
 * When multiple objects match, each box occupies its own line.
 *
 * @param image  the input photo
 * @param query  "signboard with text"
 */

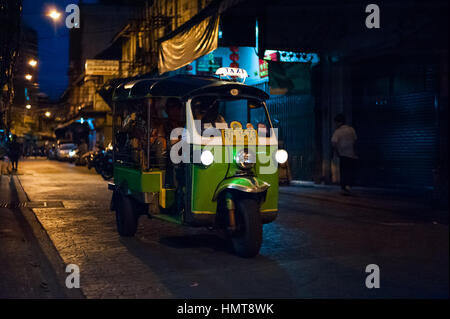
xmin=85 ymin=59 xmax=119 ymax=76
xmin=259 ymin=59 xmax=269 ymax=78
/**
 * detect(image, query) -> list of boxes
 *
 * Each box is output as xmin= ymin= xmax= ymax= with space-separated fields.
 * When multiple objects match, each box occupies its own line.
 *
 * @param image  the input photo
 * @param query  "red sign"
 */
xmin=264 ymin=51 xmax=278 ymax=61
xmin=259 ymin=59 xmax=268 ymax=78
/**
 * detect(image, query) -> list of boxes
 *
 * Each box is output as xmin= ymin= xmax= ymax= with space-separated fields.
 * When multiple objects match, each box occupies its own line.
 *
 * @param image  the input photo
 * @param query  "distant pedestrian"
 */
xmin=8 ymin=135 xmax=22 ymax=171
xmin=331 ymin=114 xmax=358 ymax=194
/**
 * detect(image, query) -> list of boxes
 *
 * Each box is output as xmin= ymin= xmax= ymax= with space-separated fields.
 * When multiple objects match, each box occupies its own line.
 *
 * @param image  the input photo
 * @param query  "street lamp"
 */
xmin=26 ymin=104 xmax=31 ymax=109
xmin=29 ymin=59 xmax=38 ymax=67
xmin=47 ymin=10 xmax=61 ymax=21
xmin=46 ymin=8 xmax=62 ymax=33
xmin=25 ymin=74 xmax=33 ymax=81
xmin=45 ymin=111 xmax=51 ymax=117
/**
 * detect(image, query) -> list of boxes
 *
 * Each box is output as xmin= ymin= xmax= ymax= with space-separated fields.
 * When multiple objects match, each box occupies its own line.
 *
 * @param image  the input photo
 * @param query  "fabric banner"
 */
xmin=158 ymin=15 xmax=220 ymax=75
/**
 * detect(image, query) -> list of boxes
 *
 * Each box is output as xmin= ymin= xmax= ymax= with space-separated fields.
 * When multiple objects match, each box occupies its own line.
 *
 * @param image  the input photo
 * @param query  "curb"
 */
xmin=279 ymin=188 xmax=448 ymax=224
xmin=280 ymin=189 xmax=393 ymax=211
xmin=11 ymin=175 xmax=85 ymax=299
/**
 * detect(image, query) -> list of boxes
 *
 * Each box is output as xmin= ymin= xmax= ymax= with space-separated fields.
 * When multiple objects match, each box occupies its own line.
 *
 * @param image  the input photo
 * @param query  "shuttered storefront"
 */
xmin=266 ymin=95 xmax=315 ymax=180
xmin=353 ymin=91 xmax=438 ymax=188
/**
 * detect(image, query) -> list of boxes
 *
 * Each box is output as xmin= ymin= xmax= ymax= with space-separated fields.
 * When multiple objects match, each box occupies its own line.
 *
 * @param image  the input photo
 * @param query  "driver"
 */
xmin=165 ymin=98 xmax=184 ymax=144
xmin=192 ymin=98 xmax=225 ymax=130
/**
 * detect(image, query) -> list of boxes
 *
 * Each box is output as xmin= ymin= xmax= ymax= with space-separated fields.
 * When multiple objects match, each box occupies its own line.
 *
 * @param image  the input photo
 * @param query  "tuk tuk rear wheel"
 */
xmin=115 ymin=192 xmax=138 ymax=237
xmin=230 ymin=198 xmax=262 ymax=258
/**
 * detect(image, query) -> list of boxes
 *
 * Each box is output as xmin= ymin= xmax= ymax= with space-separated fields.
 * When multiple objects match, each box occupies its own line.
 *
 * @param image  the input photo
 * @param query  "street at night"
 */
xmin=1 ymin=158 xmax=447 ymax=299
xmin=1 ymin=0 xmax=449 ymax=307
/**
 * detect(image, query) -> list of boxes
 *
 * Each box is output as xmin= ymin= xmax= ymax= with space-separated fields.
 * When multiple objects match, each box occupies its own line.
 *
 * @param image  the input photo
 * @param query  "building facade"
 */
xmin=61 ymin=2 xmax=141 ymax=147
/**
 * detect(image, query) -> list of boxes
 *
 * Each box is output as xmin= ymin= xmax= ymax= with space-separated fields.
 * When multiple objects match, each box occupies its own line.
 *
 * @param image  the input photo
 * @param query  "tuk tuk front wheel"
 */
xmin=115 ymin=192 xmax=138 ymax=237
xmin=230 ymin=198 xmax=262 ymax=258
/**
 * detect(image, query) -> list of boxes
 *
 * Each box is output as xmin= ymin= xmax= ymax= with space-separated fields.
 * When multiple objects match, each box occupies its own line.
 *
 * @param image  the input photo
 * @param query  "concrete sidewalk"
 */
xmin=0 ymin=173 xmax=84 ymax=298
xmin=280 ymin=182 xmax=448 ymax=224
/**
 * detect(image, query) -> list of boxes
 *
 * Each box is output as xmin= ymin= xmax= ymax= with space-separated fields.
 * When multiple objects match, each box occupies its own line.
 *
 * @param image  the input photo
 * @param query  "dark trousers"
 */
xmin=10 ymin=156 xmax=19 ymax=170
xmin=339 ymin=156 xmax=357 ymax=189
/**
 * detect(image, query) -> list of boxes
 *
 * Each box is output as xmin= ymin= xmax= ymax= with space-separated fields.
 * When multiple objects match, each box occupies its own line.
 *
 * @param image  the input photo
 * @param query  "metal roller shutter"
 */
xmin=266 ymin=95 xmax=315 ymax=180
xmin=354 ymin=91 xmax=438 ymax=188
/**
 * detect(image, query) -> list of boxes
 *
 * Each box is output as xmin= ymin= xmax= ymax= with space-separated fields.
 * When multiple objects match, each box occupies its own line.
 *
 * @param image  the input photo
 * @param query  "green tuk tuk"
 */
xmin=108 ymin=70 xmax=288 ymax=257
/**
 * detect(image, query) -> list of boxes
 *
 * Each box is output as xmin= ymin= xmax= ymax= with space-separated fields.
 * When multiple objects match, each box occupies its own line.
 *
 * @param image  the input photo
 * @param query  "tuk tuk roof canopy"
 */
xmin=111 ymin=74 xmax=269 ymax=102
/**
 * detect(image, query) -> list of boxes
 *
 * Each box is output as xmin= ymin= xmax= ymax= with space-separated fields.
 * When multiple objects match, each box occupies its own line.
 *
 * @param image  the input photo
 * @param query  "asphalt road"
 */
xmin=10 ymin=158 xmax=449 ymax=298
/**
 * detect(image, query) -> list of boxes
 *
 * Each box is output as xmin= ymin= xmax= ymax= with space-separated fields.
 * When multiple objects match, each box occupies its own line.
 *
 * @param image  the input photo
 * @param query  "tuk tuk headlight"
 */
xmin=275 ymin=149 xmax=288 ymax=164
xmin=200 ymin=150 xmax=214 ymax=166
xmin=236 ymin=149 xmax=256 ymax=170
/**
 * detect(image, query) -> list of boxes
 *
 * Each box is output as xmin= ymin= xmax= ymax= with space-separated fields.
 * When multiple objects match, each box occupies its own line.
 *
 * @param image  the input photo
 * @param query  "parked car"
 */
xmin=56 ymin=143 xmax=77 ymax=161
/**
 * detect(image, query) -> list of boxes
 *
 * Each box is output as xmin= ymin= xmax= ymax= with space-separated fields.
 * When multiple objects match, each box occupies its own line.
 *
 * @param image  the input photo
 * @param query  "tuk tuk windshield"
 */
xmin=191 ymin=96 xmax=273 ymax=136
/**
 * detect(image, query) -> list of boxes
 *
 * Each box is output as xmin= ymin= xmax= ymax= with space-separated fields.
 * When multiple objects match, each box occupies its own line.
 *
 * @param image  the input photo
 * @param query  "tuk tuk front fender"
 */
xmin=212 ymin=176 xmax=270 ymax=201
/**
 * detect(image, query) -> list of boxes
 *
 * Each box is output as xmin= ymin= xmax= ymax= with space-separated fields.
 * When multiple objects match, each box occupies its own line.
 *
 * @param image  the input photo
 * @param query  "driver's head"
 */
xmin=192 ymin=97 xmax=217 ymax=120
xmin=192 ymin=100 xmax=207 ymax=120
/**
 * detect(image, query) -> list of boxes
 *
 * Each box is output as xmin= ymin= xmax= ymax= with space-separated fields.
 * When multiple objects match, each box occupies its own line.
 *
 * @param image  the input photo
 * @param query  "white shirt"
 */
xmin=331 ymin=124 xmax=358 ymax=159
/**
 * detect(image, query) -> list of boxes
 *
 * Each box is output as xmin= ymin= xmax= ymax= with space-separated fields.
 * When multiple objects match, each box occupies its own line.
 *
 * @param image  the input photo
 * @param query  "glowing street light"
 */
xmin=25 ymin=74 xmax=33 ymax=81
xmin=45 ymin=111 xmax=51 ymax=117
xmin=29 ymin=59 xmax=38 ymax=67
xmin=47 ymin=10 xmax=61 ymax=21
xmin=26 ymin=104 xmax=32 ymax=109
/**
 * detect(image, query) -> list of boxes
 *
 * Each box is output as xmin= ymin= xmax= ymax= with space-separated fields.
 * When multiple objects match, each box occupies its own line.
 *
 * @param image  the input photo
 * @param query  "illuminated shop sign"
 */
xmin=259 ymin=59 xmax=268 ymax=78
xmin=264 ymin=50 xmax=319 ymax=63
xmin=264 ymin=51 xmax=278 ymax=61
xmin=85 ymin=59 xmax=119 ymax=76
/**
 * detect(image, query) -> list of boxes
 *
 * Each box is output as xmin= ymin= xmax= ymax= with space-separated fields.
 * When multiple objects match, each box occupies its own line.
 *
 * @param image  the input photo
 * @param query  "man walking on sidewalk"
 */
xmin=331 ymin=114 xmax=358 ymax=195
xmin=8 ymin=135 xmax=22 ymax=172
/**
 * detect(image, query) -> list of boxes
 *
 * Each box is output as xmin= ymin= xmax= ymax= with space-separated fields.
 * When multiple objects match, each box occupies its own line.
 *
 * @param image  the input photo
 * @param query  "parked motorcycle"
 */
xmin=92 ymin=150 xmax=105 ymax=174
xmin=86 ymin=151 xmax=96 ymax=170
xmin=74 ymin=150 xmax=93 ymax=166
xmin=99 ymin=149 xmax=113 ymax=180
xmin=89 ymin=144 xmax=113 ymax=180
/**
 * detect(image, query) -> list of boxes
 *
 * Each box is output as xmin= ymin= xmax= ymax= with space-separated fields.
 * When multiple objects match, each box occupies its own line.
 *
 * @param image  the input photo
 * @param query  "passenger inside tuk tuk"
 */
xmin=149 ymin=120 xmax=166 ymax=168
xmin=122 ymin=110 xmax=147 ymax=166
xmin=113 ymin=100 xmax=149 ymax=169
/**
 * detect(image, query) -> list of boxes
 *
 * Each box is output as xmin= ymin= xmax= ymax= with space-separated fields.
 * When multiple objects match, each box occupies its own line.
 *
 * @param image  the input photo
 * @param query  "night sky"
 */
xmin=22 ymin=0 xmax=97 ymax=101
